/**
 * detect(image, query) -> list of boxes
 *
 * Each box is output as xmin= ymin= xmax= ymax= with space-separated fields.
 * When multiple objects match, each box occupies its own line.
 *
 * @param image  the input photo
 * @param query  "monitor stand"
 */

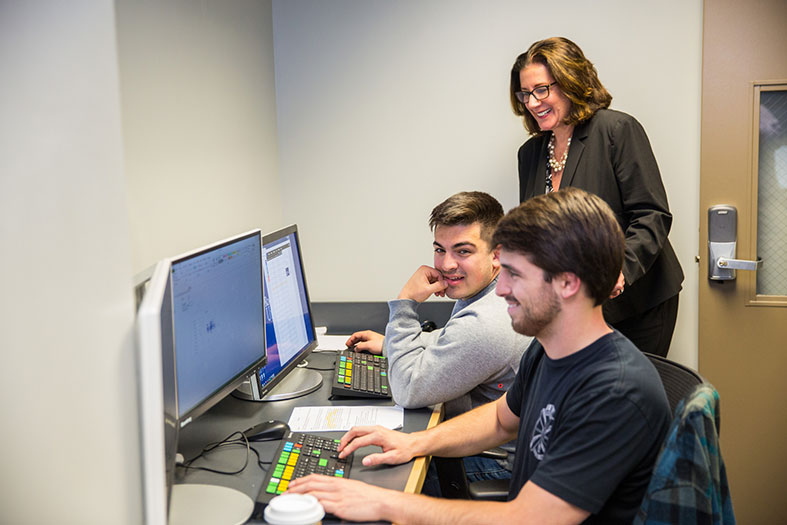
xmin=168 ymin=483 xmax=253 ymax=525
xmin=233 ymin=366 xmax=322 ymax=402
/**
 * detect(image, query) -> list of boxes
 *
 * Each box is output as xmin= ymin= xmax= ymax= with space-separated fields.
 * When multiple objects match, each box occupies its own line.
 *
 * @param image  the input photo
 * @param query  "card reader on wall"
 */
xmin=707 ymin=205 xmax=763 ymax=281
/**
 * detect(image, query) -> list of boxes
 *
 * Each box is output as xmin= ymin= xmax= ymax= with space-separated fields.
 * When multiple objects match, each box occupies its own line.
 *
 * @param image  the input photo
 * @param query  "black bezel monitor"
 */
xmin=252 ymin=224 xmax=320 ymax=400
xmin=170 ymin=229 xmax=266 ymax=427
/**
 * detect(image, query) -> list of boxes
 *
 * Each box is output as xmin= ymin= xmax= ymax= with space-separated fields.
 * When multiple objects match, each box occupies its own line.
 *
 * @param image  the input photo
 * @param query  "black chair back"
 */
xmin=644 ymin=353 xmax=704 ymax=414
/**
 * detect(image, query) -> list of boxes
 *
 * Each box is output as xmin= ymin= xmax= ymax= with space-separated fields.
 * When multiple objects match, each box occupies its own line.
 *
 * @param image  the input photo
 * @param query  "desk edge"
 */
xmin=403 ymin=403 xmax=444 ymax=494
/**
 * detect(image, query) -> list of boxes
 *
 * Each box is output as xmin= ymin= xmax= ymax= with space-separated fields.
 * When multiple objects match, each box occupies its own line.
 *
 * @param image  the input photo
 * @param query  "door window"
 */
xmin=755 ymin=85 xmax=787 ymax=300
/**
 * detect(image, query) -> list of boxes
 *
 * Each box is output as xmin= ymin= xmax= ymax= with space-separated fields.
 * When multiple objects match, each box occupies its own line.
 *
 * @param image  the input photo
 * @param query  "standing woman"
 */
xmin=510 ymin=37 xmax=683 ymax=357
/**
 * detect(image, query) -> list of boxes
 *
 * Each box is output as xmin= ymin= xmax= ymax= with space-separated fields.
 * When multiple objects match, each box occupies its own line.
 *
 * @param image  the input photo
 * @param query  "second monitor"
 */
xmin=238 ymin=224 xmax=321 ymax=401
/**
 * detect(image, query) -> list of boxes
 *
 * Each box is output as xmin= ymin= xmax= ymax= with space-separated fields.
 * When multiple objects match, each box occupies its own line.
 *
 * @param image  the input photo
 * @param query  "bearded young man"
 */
xmin=290 ymin=188 xmax=670 ymax=524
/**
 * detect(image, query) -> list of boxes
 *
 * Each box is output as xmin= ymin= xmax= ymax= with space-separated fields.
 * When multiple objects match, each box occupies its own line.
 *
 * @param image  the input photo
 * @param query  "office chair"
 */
xmin=634 ymin=382 xmax=736 ymax=524
xmin=643 ymin=352 xmax=704 ymax=415
xmin=434 ymin=448 xmax=509 ymax=500
xmin=459 ymin=353 xmax=709 ymax=501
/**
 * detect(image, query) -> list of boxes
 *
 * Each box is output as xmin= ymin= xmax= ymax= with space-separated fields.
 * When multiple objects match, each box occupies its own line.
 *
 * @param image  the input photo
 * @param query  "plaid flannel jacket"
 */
xmin=634 ymin=383 xmax=735 ymax=524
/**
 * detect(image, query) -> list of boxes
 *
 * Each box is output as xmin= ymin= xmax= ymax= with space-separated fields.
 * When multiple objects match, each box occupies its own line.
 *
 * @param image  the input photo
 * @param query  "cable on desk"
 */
xmin=179 ymin=430 xmax=279 ymax=475
xmin=249 ymin=447 xmax=272 ymax=473
xmin=179 ymin=431 xmax=251 ymax=475
xmin=302 ymin=349 xmax=338 ymax=371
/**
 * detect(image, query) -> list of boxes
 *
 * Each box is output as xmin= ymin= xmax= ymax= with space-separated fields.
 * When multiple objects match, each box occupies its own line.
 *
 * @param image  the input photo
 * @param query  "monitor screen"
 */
xmin=136 ymin=259 xmax=178 ymax=523
xmin=256 ymin=224 xmax=318 ymax=398
xmin=171 ymin=230 xmax=266 ymax=426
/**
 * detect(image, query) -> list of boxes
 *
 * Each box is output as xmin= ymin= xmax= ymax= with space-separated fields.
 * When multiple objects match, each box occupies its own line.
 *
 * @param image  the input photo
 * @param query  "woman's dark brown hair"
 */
xmin=510 ymin=37 xmax=612 ymax=136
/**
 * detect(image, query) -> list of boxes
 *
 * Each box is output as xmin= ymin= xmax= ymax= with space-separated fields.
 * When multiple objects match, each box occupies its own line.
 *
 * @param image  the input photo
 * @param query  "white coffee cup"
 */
xmin=264 ymin=493 xmax=325 ymax=525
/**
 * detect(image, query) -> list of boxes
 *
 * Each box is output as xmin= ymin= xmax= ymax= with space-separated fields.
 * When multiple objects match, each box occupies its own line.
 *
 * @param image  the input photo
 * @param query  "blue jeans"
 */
xmin=421 ymin=455 xmax=511 ymax=497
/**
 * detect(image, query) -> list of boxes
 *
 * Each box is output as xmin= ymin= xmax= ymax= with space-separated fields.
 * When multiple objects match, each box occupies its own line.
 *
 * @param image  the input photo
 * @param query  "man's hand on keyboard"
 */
xmin=287 ymin=475 xmax=398 ymax=523
xmin=337 ymin=425 xmax=418 ymax=466
xmin=345 ymin=330 xmax=384 ymax=355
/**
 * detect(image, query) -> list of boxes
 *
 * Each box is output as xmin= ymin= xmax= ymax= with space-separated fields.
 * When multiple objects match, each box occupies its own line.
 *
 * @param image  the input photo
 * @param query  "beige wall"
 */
xmin=117 ymin=0 xmax=282 ymax=274
xmin=0 ymin=1 xmax=139 ymax=522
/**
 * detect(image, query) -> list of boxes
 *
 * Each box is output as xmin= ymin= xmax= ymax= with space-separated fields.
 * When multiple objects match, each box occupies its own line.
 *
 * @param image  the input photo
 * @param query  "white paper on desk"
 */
xmin=316 ymin=333 xmax=351 ymax=351
xmin=287 ymin=405 xmax=404 ymax=432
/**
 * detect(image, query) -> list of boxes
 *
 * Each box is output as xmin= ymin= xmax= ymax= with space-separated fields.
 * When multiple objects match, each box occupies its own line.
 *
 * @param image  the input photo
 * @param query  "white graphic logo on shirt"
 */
xmin=529 ymin=404 xmax=555 ymax=461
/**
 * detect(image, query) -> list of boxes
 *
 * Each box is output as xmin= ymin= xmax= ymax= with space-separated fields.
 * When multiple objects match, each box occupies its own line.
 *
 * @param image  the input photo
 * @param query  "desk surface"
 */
xmin=175 ymin=351 xmax=442 ymax=521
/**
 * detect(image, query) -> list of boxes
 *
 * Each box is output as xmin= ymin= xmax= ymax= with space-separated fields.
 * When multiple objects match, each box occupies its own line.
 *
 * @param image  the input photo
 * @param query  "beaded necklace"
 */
xmin=545 ymin=133 xmax=572 ymax=193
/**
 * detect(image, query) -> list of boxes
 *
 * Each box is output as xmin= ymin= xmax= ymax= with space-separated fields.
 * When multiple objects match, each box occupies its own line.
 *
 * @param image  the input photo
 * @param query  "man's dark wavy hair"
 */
xmin=492 ymin=188 xmax=624 ymax=305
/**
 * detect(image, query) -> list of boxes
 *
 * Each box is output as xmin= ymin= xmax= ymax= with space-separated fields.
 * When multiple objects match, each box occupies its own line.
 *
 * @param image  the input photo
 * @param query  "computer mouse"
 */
xmin=243 ymin=419 xmax=289 ymax=442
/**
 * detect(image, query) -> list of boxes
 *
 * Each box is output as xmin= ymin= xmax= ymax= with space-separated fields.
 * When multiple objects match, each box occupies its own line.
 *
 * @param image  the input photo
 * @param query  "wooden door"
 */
xmin=699 ymin=1 xmax=787 ymax=522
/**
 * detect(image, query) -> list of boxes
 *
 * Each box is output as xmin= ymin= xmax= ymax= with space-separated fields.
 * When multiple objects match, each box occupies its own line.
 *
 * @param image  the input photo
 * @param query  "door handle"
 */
xmin=716 ymin=256 xmax=763 ymax=271
xmin=708 ymin=205 xmax=763 ymax=281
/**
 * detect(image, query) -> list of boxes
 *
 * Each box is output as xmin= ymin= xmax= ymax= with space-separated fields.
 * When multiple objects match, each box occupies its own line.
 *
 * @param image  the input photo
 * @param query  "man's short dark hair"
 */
xmin=429 ymin=191 xmax=504 ymax=248
xmin=492 ymin=188 xmax=624 ymax=306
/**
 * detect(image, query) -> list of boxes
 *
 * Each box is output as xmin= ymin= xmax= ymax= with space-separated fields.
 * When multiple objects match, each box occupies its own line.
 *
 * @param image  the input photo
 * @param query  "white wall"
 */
xmin=117 ymin=0 xmax=282 ymax=274
xmin=0 ymin=1 xmax=140 ymax=522
xmin=272 ymin=0 xmax=702 ymax=368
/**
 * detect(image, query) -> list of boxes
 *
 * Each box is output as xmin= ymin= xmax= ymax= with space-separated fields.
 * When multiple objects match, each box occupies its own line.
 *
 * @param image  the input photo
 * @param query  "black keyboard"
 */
xmin=331 ymin=350 xmax=391 ymax=399
xmin=262 ymin=431 xmax=352 ymax=498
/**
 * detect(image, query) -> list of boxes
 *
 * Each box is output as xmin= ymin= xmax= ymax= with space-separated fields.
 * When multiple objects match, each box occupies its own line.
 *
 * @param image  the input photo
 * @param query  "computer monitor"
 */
xmin=132 ymin=263 xmax=158 ymax=311
xmin=136 ymin=259 xmax=178 ymax=524
xmin=239 ymin=224 xmax=320 ymax=401
xmin=170 ymin=230 xmax=267 ymax=427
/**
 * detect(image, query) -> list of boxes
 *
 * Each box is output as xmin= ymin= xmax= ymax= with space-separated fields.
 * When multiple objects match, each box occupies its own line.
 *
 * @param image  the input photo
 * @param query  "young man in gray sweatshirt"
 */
xmin=346 ymin=191 xmax=531 ymax=486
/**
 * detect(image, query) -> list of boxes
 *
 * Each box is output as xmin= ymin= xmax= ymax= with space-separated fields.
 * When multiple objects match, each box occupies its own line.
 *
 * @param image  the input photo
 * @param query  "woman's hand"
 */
xmin=610 ymin=271 xmax=625 ymax=298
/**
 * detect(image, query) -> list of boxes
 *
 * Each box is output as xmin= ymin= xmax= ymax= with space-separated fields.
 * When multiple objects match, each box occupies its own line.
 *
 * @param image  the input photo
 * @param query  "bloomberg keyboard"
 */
xmin=262 ymin=431 xmax=353 ymax=498
xmin=331 ymin=349 xmax=391 ymax=399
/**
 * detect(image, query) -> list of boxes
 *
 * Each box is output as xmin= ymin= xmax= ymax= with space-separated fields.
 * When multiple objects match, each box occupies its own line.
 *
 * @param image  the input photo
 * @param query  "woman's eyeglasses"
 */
xmin=515 ymin=82 xmax=557 ymax=104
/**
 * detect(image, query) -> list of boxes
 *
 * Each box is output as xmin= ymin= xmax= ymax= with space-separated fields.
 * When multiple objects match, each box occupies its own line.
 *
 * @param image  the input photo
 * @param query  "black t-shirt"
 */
xmin=506 ymin=331 xmax=670 ymax=524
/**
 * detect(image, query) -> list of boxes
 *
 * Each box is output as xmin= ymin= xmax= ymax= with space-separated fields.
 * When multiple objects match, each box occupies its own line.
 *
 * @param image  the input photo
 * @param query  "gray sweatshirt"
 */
xmin=383 ymin=278 xmax=531 ymax=419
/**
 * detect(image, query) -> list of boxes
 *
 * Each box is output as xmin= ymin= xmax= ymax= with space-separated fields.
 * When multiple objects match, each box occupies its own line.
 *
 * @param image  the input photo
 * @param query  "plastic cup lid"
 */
xmin=264 ymin=493 xmax=325 ymax=525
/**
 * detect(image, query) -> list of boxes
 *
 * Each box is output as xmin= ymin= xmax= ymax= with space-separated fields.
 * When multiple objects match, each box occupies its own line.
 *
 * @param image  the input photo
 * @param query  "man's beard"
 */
xmin=511 ymin=287 xmax=561 ymax=337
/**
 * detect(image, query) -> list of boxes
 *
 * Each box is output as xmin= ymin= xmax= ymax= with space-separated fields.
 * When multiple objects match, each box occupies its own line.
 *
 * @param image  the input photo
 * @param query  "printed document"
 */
xmin=287 ymin=405 xmax=404 ymax=432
